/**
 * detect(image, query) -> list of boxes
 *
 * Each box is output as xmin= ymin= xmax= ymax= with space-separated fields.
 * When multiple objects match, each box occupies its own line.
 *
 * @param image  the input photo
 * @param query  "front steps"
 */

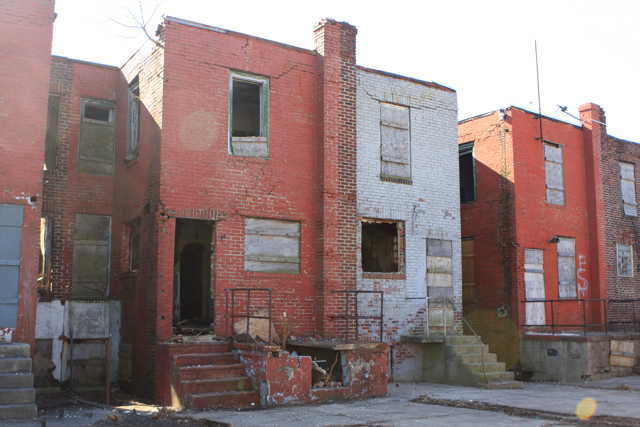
xmin=169 ymin=343 xmax=259 ymax=409
xmin=424 ymin=335 xmax=523 ymax=389
xmin=0 ymin=343 xmax=37 ymax=419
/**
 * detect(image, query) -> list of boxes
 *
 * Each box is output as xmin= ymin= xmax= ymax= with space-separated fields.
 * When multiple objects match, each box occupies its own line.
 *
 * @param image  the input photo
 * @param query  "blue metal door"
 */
xmin=0 ymin=204 xmax=23 ymax=328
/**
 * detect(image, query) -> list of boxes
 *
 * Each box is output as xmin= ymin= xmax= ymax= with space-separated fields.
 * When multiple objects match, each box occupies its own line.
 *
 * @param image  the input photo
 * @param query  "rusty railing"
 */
xmin=521 ymin=298 xmax=607 ymax=336
xmin=331 ymin=290 xmax=384 ymax=343
xmin=225 ymin=288 xmax=273 ymax=344
xmin=608 ymin=298 xmax=640 ymax=333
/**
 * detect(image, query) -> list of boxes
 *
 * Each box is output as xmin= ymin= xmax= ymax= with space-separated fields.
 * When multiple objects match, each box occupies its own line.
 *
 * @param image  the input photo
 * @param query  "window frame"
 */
xmin=78 ymin=98 xmax=116 ymax=175
xmin=244 ymin=217 xmax=300 ymax=274
xmin=459 ymin=142 xmax=475 ymax=203
xmin=619 ymin=162 xmax=637 ymax=217
xmin=229 ymin=72 xmax=270 ymax=157
xmin=361 ymin=219 xmax=405 ymax=274
xmin=544 ymin=141 xmax=565 ymax=206
xmin=127 ymin=78 xmax=140 ymax=160
xmin=557 ymin=237 xmax=576 ymax=298
xmin=617 ymin=243 xmax=633 ymax=277
xmin=379 ymin=103 xmax=411 ymax=183
xmin=44 ymin=94 xmax=61 ymax=172
xmin=127 ymin=218 xmax=141 ymax=272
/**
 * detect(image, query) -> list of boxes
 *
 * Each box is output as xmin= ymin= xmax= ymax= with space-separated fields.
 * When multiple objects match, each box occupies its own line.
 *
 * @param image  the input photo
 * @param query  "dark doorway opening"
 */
xmin=173 ymin=219 xmax=214 ymax=329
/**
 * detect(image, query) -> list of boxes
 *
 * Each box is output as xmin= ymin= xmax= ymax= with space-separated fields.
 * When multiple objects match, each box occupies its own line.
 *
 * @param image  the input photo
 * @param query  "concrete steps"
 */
xmin=445 ymin=336 xmax=523 ymax=389
xmin=169 ymin=345 xmax=256 ymax=410
xmin=0 ymin=343 xmax=37 ymax=419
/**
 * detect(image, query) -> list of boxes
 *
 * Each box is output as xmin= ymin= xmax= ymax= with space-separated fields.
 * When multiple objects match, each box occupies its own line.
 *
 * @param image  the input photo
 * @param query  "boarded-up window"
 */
xmin=79 ymin=99 xmax=115 ymax=175
xmin=557 ymin=237 xmax=576 ymax=298
xmin=129 ymin=218 xmax=141 ymax=271
xmin=459 ymin=143 xmax=475 ymax=203
xmin=524 ymin=248 xmax=545 ymax=325
xmin=380 ymin=104 xmax=410 ymax=180
xmin=461 ymin=239 xmax=475 ymax=299
xmin=0 ymin=204 xmax=23 ymax=328
xmin=620 ymin=162 xmax=637 ymax=217
xmin=362 ymin=221 xmax=402 ymax=273
xmin=245 ymin=218 xmax=300 ymax=274
xmin=545 ymin=142 xmax=564 ymax=205
xmin=617 ymin=244 xmax=633 ymax=277
xmin=128 ymin=80 xmax=140 ymax=156
xmin=44 ymin=95 xmax=60 ymax=171
xmin=72 ymin=214 xmax=111 ymax=298
xmin=427 ymin=239 xmax=453 ymax=328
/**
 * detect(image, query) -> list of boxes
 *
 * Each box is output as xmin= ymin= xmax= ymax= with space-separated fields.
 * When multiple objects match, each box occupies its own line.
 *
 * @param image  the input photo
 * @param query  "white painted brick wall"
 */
xmin=356 ymin=69 xmax=461 ymax=381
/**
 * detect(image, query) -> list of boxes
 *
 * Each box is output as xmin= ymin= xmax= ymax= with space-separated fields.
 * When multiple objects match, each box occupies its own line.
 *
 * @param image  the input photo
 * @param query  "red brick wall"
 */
xmin=0 ymin=0 xmax=55 ymax=345
xmin=43 ymin=57 xmax=119 ymax=298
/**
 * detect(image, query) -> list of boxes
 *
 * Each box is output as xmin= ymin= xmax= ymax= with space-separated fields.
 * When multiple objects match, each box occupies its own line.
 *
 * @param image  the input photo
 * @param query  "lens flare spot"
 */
xmin=576 ymin=397 xmax=597 ymax=419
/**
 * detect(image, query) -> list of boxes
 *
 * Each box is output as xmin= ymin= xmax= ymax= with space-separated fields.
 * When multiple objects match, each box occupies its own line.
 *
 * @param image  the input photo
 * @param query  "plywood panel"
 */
xmin=427 ymin=240 xmax=452 ymax=258
xmin=427 ymin=256 xmax=452 ymax=274
xmin=620 ymin=163 xmax=634 ymax=180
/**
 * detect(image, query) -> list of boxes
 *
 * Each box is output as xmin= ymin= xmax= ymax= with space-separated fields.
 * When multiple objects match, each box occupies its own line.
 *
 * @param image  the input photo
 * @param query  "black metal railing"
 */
xmin=225 ymin=288 xmax=273 ymax=344
xmin=331 ymin=290 xmax=384 ymax=343
xmin=608 ymin=298 xmax=640 ymax=333
xmin=521 ymin=298 xmax=607 ymax=336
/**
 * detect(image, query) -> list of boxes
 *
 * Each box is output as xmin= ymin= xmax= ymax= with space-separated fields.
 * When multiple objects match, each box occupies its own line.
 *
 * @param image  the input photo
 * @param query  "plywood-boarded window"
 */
xmin=545 ymin=142 xmax=565 ymax=205
xmin=72 ymin=214 xmax=111 ymax=298
xmin=620 ymin=162 xmax=637 ymax=217
xmin=380 ymin=103 xmax=410 ymax=180
xmin=128 ymin=79 xmax=140 ymax=157
xmin=557 ymin=237 xmax=576 ymax=298
xmin=617 ymin=244 xmax=633 ymax=277
xmin=245 ymin=218 xmax=300 ymax=274
xmin=44 ymin=95 xmax=60 ymax=171
xmin=524 ymin=248 xmax=546 ymax=325
xmin=79 ymin=99 xmax=115 ymax=175
xmin=461 ymin=239 xmax=475 ymax=299
xmin=362 ymin=221 xmax=402 ymax=273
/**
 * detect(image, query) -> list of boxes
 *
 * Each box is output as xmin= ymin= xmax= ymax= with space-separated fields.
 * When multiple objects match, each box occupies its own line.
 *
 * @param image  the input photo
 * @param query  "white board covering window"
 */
xmin=545 ymin=143 xmax=564 ymax=205
xmin=557 ymin=237 xmax=576 ymax=298
xmin=620 ymin=162 xmax=637 ymax=217
xmin=524 ymin=249 xmax=545 ymax=325
xmin=245 ymin=218 xmax=300 ymax=274
xmin=380 ymin=104 xmax=410 ymax=180
xmin=617 ymin=244 xmax=633 ymax=277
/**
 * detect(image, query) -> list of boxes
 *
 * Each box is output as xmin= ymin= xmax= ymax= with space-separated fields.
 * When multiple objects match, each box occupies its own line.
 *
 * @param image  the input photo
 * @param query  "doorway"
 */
xmin=173 ymin=219 xmax=214 ymax=329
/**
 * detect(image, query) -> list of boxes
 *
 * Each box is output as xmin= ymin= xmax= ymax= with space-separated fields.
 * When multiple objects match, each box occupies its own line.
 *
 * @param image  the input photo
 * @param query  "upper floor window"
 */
xmin=127 ymin=78 xmax=140 ymax=160
xmin=44 ymin=95 xmax=61 ymax=172
xmin=459 ymin=142 xmax=475 ymax=203
xmin=79 ymin=99 xmax=115 ymax=175
xmin=544 ymin=142 xmax=565 ymax=205
xmin=380 ymin=103 xmax=411 ymax=183
xmin=229 ymin=72 xmax=269 ymax=158
xmin=620 ymin=162 xmax=637 ymax=217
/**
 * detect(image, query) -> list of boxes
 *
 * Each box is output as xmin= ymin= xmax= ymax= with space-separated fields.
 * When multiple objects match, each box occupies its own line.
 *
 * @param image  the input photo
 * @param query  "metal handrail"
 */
xmin=225 ymin=288 xmax=273 ymax=344
xmin=331 ymin=290 xmax=384 ymax=343
xmin=521 ymin=298 xmax=607 ymax=336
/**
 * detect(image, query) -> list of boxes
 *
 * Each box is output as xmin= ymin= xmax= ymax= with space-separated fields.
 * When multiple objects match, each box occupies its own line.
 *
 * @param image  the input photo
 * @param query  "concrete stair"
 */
xmin=169 ymin=343 xmax=258 ymax=409
xmin=445 ymin=336 xmax=523 ymax=389
xmin=0 ymin=343 xmax=37 ymax=419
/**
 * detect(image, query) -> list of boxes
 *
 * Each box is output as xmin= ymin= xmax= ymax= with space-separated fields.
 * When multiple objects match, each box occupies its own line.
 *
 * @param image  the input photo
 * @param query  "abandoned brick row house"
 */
xmin=459 ymin=105 xmax=640 ymax=381
xmin=1 ymin=1 xmax=468 ymax=411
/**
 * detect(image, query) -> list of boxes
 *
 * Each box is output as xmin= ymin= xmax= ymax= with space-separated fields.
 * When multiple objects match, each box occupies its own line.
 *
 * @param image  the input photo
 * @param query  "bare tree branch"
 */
xmin=106 ymin=0 xmax=164 ymax=49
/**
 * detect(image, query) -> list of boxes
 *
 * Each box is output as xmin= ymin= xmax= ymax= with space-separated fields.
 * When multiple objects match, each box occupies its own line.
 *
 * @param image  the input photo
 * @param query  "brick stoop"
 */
xmin=446 ymin=336 xmax=523 ymax=389
xmin=0 ymin=343 xmax=37 ymax=419
xmin=169 ymin=343 xmax=259 ymax=409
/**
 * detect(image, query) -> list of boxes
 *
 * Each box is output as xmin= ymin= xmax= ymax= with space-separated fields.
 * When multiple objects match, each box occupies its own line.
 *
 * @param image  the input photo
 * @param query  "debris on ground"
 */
xmin=413 ymin=394 xmax=640 ymax=427
xmin=232 ymin=308 xmax=281 ymax=344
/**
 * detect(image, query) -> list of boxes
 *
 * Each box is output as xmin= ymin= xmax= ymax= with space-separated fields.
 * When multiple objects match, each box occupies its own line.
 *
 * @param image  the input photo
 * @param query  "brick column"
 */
xmin=313 ymin=19 xmax=358 ymax=337
xmin=579 ymin=103 xmax=608 ymax=307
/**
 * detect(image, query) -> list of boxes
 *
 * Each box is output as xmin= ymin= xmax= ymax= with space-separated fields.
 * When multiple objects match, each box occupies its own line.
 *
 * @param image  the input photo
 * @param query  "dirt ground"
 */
xmin=413 ymin=395 xmax=640 ymax=427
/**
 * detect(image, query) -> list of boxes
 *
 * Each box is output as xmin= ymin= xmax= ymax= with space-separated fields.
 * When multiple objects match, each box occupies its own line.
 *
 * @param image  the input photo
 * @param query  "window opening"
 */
xmin=620 ymin=162 xmax=637 ymax=217
xmin=38 ymin=215 xmax=53 ymax=297
xmin=361 ymin=221 xmax=402 ymax=273
xmin=617 ymin=244 xmax=633 ymax=277
xmin=44 ymin=95 xmax=60 ymax=171
xmin=128 ymin=79 xmax=140 ymax=158
xmin=230 ymin=73 xmax=269 ymax=158
xmin=557 ymin=237 xmax=576 ymax=298
xmin=461 ymin=238 xmax=475 ymax=299
xmin=459 ymin=143 xmax=475 ymax=203
xmin=245 ymin=218 xmax=300 ymax=274
xmin=544 ymin=142 xmax=565 ymax=205
xmin=72 ymin=214 xmax=111 ymax=298
xmin=524 ymin=248 xmax=545 ymax=325
xmin=380 ymin=103 xmax=410 ymax=181
xmin=84 ymin=105 xmax=113 ymax=122
xmin=79 ymin=99 xmax=116 ymax=175
xmin=129 ymin=218 xmax=141 ymax=271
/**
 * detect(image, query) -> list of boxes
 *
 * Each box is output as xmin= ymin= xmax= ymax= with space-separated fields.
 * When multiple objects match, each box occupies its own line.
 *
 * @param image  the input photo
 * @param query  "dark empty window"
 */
xmin=84 ymin=105 xmax=112 ymax=122
xmin=130 ymin=218 xmax=141 ymax=271
xmin=44 ymin=95 xmax=60 ymax=171
xmin=459 ymin=143 xmax=475 ymax=203
xmin=362 ymin=221 xmax=401 ymax=273
xmin=232 ymin=80 xmax=261 ymax=137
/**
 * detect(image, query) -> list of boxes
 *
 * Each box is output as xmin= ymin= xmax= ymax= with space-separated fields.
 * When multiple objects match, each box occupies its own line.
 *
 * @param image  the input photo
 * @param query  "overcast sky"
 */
xmin=51 ymin=0 xmax=640 ymax=142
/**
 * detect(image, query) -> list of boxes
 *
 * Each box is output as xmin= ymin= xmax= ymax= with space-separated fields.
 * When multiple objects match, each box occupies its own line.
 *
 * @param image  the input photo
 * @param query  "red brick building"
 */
xmin=459 ymin=104 xmax=639 ymax=372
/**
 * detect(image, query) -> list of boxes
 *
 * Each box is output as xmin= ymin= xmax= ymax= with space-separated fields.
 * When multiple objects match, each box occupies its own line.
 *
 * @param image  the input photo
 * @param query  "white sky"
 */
xmin=52 ymin=0 xmax=640 ymax=142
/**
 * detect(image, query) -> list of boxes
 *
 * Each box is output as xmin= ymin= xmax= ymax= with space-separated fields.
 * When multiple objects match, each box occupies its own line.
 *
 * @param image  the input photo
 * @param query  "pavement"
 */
xmin=4 ymin=375 xmax=640 ymax=427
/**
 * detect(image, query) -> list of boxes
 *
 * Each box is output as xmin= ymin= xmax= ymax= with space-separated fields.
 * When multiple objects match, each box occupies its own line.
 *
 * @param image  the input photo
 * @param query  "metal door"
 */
xmin=0 ymin=204 xmax=24 ymax=328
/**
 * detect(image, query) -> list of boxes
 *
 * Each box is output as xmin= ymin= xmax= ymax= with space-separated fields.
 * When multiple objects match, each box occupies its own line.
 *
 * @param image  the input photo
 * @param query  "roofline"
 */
xmin=357 ymin=66 xmax=455 ymax=93
xmin=458 ymin=105 xmax=582 ymax=130
xmin=51 ymin=55 xmax=120 ymax=71
xmin=165 ymin=16 xmax=316 ymax=55
xmin=458 ymin=110 xmax=498 ymax=124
